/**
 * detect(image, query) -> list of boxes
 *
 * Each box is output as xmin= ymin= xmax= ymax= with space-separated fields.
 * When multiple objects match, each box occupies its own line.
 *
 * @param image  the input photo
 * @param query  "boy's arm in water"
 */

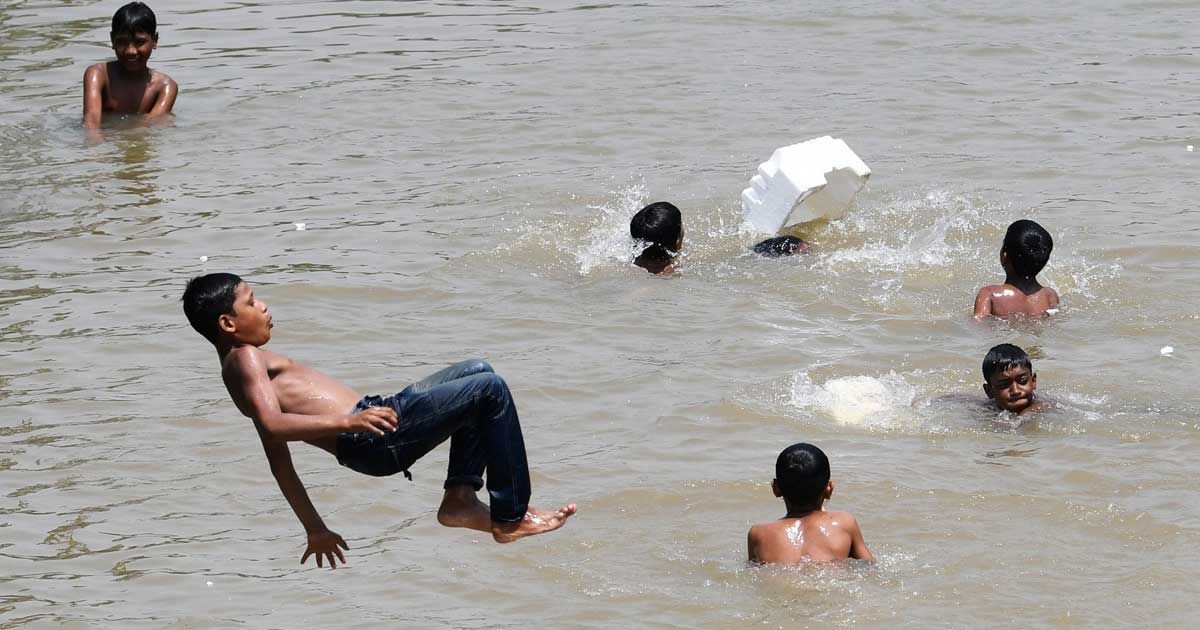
xmin=221 ymin=346 xmax=397 ymax=442
xmin=972 ymin=285 xmax=996 ymax=318
xmin=259 ymin=436 xmax=349 ymax=568
xmin=145 ymin=72 xmax=178 ymax=121
xmin=82 ymin=64 xmax=106 ymax=129
xmin=842 ymin=512 xmax=874 ymax=561
xmin=747 ymin=525 xmax=763 ymax=562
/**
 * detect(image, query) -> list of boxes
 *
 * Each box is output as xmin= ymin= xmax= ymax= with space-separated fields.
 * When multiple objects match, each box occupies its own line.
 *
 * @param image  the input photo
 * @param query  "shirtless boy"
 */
xmin=973 ymin=220 xmax=1059 ymax=318
xmin=982 ymin=343 xmax=1042 ymax=415
xmin=83 ymin=2 xmax=178 ymax=129
xmin=747 ymin=443 xmax=873 ymax=564
xmin=182 ymin=273 xmax=575 ymax=568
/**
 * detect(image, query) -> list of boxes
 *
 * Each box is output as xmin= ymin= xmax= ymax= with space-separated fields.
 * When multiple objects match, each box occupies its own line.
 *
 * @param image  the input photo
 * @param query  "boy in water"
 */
xmin=629 ymin=202 xmax=809 ymax=274
xmin=982 ymin=343 xmax=1042 ymax=415
xmin=747 ymin=443 xmax=873 ymax=564
xmin=83 ymin=2 xmax=178 ymax=129
xmin=631 ymin=201 xmax=684 ymax=274
xmin=973 ymin=220 xmax=1060 ymax=318
xmin=181 ymin=273 xmax=575 ymax=568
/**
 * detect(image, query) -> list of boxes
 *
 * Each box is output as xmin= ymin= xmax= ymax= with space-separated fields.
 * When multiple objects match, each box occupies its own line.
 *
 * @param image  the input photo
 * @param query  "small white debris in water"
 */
xmin=1161 ymin=346 xmax=1174 ymax=356
xmin=206 ymin=581 xmax=213 ymax=586
xmin=294 ymin=223 xmax=306 ymax=231
xmin=199 ymin=256 xmax=208 ymax=262
xmin=1187 ymin=145 xmax=1194 ymax=152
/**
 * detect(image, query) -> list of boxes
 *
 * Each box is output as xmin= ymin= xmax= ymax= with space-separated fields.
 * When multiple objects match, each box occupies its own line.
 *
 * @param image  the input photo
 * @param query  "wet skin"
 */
xmin=82 ymin=30 xmax=178 ymax=129
xmin=984 ymin=365 xmax=1040 ymax=414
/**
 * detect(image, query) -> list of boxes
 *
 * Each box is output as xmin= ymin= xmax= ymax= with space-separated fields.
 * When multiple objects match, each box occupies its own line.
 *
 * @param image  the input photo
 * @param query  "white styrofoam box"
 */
xmin=740 ymin=136 xmax=871 ymax=234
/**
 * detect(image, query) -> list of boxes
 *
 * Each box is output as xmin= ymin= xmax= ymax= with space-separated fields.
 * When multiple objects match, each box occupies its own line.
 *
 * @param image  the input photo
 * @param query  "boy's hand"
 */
xmin=301 ymin=529 xmax=349 ymax=569
xmin=346 ymin=407 xmax=398 ymax=435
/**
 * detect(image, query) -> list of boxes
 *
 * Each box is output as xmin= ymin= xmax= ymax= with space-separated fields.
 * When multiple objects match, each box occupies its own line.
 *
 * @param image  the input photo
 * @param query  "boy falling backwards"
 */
xmin=182 ymin=274 xmax=575 ymax=568
xmin=83 ymin=2 xmax=178 ymax=129
xmin=973 ymin=220 xmax=1059 ymax=318
xmin=747 ymin=443 xmax=872 ymax=564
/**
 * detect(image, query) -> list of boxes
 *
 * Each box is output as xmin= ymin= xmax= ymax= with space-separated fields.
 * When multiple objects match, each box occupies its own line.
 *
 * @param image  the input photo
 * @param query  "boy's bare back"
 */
xmin=973 ymin=283 xmax=1060 ymax=318
xmin=748 ymin=510 xmax=872 ymax=563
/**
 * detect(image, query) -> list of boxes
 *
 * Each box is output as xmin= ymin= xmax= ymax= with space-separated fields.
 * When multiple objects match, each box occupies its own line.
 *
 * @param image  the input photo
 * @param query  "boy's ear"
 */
xmin=217 ymin=313 xmax=236 ymax=334
xmin=825 ymin=481 xmax=834 ymax=500
xmin=771 ymin=479 xmax=782 ymax=498
xmin=983 ymin=382 xmax=995 ymax=399
xmin=1030 ymin=372 xmax=1037 ymax=390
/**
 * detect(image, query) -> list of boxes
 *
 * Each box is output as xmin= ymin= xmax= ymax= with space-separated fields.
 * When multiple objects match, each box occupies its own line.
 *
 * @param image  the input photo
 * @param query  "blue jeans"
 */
xmin=336 ymin=360 xmax=531 ymax=523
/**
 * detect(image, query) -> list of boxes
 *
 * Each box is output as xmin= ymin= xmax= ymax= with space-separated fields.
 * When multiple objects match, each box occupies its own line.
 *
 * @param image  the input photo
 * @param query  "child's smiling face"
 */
xmin=110 ymin=30 xmax=157 ymax=72
xmin=984 ymin=364 xmax=1038 ymax=414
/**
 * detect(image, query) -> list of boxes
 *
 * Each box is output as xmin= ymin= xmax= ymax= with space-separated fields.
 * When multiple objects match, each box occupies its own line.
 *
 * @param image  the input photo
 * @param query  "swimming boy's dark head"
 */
xmin=982 ymin=343 xmax=1037 ymax=413
xmin=772 ymin=443 xmax=832 ymax=511
xmin=110 ymin=2 xmax=158 ymax=73
xmin=1001 ymin=220 xmax=1053 ymax=279
xmin=752 ymin=235 xmax=809 ymax=258
xmin=182 ymin=273 xmax=273 ymax=348
xmin=630 ymin=201 xmax=683 ymax=274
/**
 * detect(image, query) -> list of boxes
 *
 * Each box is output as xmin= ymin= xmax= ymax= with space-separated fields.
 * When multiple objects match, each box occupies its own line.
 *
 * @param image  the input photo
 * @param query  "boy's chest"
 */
xmin=104 ymin=78 xmax=157 ymax=114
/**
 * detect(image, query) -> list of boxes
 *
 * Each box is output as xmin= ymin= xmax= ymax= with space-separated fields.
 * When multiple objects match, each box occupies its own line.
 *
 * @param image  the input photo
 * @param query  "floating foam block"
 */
xmin=740 ymin=136 xmax=871 ymax=234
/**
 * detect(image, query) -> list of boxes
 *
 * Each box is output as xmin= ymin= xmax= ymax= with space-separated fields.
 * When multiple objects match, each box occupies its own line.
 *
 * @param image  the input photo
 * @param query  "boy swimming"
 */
xmin=181 ymin=273 xmax=575 ymax=568
xmin=630 ymin=201 xmax=684 ymax=274
xmin=747 ymin=443 xmax=873 ymax=564
xmin=629 ymin=202 xmax=809 ymax=274
xmin=83 ymin=2 xmax=178 ymax=129
xmin=973 ymin=219 xmax=1060 ymax=318
xmin=982 ymin=343 xmax=1042 ymax=415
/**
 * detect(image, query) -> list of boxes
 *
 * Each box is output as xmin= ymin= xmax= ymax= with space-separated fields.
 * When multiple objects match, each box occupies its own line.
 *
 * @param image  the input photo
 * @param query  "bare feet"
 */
xmin=437 ymin=485 xmax=491 ymax=533
xmin=491 ymin=504 xmax=577 ymax=543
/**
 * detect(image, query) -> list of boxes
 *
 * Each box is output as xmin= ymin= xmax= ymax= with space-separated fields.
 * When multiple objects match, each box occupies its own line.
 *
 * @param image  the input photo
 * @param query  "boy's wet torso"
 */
xmin=222 ymin=346 xmax=361 ymax=456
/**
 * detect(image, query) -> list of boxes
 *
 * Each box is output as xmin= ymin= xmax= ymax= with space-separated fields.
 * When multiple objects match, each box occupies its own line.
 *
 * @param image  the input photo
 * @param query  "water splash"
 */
xmin=789 ymin=371 xmax=919 ymax=429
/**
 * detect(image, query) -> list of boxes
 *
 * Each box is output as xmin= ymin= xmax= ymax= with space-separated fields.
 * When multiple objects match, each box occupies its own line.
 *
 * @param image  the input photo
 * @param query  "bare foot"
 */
xmin=491 ymin=504 xmax=577 ymax=543
xmin=437 ymin=486 xmax=491 ymax=533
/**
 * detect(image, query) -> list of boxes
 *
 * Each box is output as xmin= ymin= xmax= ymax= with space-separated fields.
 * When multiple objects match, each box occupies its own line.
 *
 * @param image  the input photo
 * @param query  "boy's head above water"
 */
xmin=182 ymin=273 xmax=273 ymax=349
xmin=1001 ymin=219 xmax=1053 ymax=279
xmin=111 ymin=2 xmax=158 ymax=72
xmin=773 ymin=442 xmax=832 ymax=511
xmin=982 ymin=343 xmax=1038 ymax=414
xmin=630 ymin=201 xmax=683 ymax=274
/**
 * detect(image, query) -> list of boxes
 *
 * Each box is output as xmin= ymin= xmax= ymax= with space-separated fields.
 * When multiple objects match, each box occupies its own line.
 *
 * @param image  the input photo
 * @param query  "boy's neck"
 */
xmin=1003 ymin=273 xmax=1043 ymax=294
xmin=782 ymin=498 xmax=824 ymax=518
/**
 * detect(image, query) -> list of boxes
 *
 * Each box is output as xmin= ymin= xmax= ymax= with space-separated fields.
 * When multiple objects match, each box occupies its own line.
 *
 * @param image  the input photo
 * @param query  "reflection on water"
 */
xmin=2 ymin=0 xmax=1200 ymax=628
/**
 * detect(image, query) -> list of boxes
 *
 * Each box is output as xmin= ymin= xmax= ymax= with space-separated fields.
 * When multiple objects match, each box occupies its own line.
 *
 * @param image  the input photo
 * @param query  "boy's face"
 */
xmin=984 ymin=365 xmax=1037 ymax=413
xmin=219 ymin=282 xmax=273 ymax=346
xmin=110 ymin=30 xmax=157 ymax=72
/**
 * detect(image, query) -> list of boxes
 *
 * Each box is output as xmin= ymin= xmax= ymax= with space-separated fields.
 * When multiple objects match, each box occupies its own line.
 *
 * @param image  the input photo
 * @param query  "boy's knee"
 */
xmin=464 ymin=359 xmax=494 ymax=374
xmin=475 ymin=372 xmax=510 ymax=402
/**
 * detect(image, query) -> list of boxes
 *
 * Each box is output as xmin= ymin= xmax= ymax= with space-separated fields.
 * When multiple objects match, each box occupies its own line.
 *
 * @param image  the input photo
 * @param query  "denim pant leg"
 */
xmin=393 ymin=371 xmax=531 ymax=523
xmin=403 ymin=359 xmax=494 ymax=395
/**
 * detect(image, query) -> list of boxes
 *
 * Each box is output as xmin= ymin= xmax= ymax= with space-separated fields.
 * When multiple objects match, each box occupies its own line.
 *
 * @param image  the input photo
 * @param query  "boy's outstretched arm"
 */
xmin=259 ymin=437 xmax=348 ymax=569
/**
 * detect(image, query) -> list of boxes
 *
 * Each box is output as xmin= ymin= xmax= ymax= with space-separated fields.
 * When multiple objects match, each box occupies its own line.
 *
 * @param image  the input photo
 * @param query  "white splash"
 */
xmin=294 ymin=223 xmax=307 ymax=231
xmin=1160 ymin=346 xmax=1174 ymax=356
xmin=790 ymin=371 xmax=918 ymax=428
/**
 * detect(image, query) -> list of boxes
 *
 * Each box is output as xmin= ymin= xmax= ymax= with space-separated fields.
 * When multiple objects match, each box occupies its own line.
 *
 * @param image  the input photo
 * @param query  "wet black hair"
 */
xmin=775 ymin=443 xmax=830 ymax=507
xmin=182 ymin=273 xmax=242 ymax=343
xmin=630 ymin=201 xmax=682 ymax=273
xmin=111 ymin=2 xmax=158 ymax=39
xmin=982 ymin=343 xmax=1032 ymax=381
xmin=1002 ymin=220 xmax=1053 ymax=278
xmin=752 ymin=235 xmax=807 ymax=258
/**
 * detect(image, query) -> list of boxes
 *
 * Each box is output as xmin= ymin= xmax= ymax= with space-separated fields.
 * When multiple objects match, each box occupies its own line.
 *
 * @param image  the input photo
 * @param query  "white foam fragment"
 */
xmin=199 ymin=255 xmax=208 ymax=262
xmin=294 ymin=223 xmax=306 ymax=231
xmin=1187 ymin=145 xmax=1194 ymax=152
xmin=741 ymin=136 xmax=871 ymax=234
xmin=1160 ymin=346 xmax=1174 ymax=356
